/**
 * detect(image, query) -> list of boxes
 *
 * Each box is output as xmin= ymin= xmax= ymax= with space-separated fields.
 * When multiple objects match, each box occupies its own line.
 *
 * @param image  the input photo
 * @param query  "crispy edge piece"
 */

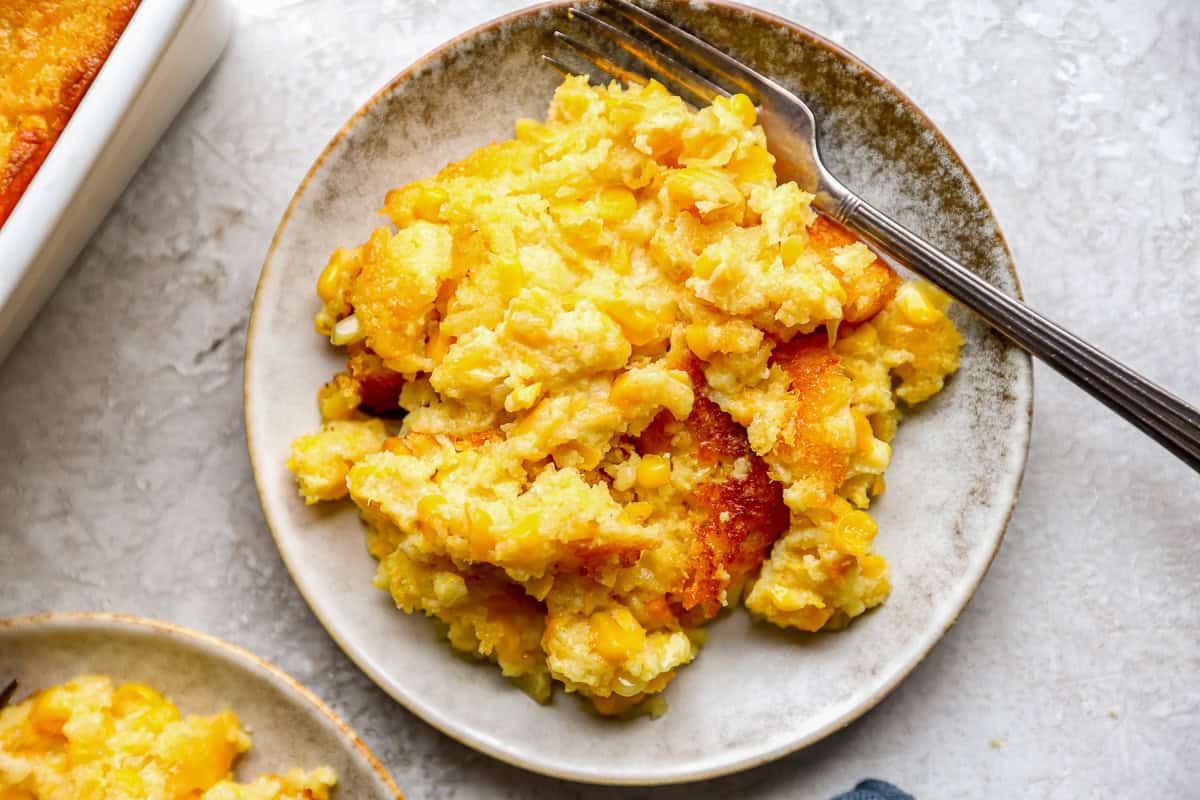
xmin=808 ymin=215 xmax=900 ymax=324
xmin=769 ymin=333 xmax=853 ymax=500
xmin=641 ymin=359 xmax=790 ymax=620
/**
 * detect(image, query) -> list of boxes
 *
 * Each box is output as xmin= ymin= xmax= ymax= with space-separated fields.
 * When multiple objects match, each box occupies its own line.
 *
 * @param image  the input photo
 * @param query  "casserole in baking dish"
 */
xmin=0 ymin=0 xmax=231 ymax=365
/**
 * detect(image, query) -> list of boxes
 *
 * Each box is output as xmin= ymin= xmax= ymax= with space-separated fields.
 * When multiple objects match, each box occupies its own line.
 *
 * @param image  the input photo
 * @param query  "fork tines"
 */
xmin=551 ymin=0 xmax=768 ymax=108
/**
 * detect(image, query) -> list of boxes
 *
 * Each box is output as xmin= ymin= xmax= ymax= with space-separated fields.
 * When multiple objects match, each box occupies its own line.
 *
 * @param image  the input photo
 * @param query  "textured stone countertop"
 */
xmin=1 ymin=0 xmax=1197 ymax=796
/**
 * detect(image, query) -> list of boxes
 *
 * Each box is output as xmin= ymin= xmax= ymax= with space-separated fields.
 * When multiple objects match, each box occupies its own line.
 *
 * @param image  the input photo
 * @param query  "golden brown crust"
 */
xmin=381 ymin=429 xmax=501 ymax=455
xmin=807 ymin=215 xmax=900 ymax=323
xmin=770 ymin=333 xmax=853 ymax=500
xmin=660 ymin=359 xmax=790 ymax=620
xmin=0 ymin=0 xmax=141 ymax=227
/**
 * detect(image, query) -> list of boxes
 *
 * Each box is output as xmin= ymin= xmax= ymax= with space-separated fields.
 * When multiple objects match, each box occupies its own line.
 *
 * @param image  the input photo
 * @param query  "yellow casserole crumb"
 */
xmin=287 ymin=76 xmax=963 ymax=714
xmin=0 ymin=676 xmax=335 ymax=799
xmin=287 ymin=418 xmax=388 ymax=503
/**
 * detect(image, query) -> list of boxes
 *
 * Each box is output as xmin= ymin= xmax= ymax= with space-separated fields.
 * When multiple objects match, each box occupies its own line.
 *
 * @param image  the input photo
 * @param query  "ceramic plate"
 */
xmin=0 ymin=613 xmax=402 ymax=799
xmin=245 ymin=0 xmax=1032 ymax=784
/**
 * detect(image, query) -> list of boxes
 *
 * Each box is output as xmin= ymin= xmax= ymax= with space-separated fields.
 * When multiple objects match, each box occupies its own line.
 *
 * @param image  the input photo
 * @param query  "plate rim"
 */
xmin=244 ymin=0 xmax=1033 ymax=784
xmin=0 ymin=611 xmax=404 ymax=799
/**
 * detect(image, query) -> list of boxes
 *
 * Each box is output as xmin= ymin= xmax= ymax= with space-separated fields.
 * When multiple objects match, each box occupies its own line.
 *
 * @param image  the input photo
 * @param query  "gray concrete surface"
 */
xmin=1 ymin=1 xmax=1197 ymax=796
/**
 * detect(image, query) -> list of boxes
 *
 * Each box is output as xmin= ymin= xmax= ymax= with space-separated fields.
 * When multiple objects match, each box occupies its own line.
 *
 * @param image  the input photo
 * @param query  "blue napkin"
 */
xmin=832 ymin=779 xmax=914 ymax=800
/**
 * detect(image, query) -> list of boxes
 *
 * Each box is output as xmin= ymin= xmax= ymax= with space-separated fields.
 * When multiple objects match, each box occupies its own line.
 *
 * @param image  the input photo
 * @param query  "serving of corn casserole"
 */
xmin=0 ymin=675 xmax=336 ymax=799
xmin=286 ymin=75 xmax=963 ymax=715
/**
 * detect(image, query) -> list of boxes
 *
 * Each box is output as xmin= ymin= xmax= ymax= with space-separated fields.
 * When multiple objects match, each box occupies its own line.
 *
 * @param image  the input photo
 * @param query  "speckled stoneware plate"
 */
xmin=0 ymin=614 xmax=402 ymax=798
xmin=245 ymin=0 xmax=1032 ymax=784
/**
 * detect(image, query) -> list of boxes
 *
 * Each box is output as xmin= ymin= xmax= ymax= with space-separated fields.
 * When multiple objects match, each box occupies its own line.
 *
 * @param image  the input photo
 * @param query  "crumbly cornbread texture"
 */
xmin=288 ymin=76 xmax=963 ymax=714
xmin=0 ymin=675 xmax=336 ymax=799
xmin=0 ymin=0 xmax=140 ymax=226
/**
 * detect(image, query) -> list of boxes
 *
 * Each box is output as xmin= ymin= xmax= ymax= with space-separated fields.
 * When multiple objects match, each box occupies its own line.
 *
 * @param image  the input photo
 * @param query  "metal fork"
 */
xmin=549 ymin=0 xmax=1200 ymax=472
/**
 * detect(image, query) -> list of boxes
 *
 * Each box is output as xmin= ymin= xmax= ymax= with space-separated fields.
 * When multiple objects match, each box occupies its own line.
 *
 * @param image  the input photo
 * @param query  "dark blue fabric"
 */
xmin=831 ymin=779 xmax=914 ymax=800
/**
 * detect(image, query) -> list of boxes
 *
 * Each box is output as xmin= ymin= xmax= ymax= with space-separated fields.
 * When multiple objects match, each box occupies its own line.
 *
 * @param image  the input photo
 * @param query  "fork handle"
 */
xmin=830 ymin=190 xmax=1200 ymax=473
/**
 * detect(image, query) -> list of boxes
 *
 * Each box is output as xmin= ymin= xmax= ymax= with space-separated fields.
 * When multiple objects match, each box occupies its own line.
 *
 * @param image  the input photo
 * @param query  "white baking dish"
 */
xmin=0 ymin=0 xmax=232 ymax=365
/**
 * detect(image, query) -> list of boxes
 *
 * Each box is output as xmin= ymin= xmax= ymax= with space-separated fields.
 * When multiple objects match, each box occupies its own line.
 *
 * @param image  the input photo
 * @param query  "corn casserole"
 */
xmin=0 ymin=675 xmax=335 ymax=799
xmin=287 ymin=76 xmax=963 ymax=715
xmin=0 ymin=0 xmax=140 ymax=227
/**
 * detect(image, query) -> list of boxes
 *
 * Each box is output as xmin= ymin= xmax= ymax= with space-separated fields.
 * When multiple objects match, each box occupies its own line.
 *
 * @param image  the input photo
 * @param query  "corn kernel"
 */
xmin=412 ymin=185 xmax=448 ymax=221
xmin=552 ymin=442 xmax=602 ymax=470
xmin=834 ymin=510 xmax=878 ymax=556
xmin=852 ymin=410 xmax=875 ymax=454
xmin=417 ymin=494 xmax=447 ymax=520
xmin=597 ymin=186 xmax=638 ymax=223
xmin=496 ymin=255 xmax=524 ymax=297
xmin=609 ymin=372 xmax=640 ymax=414
xmin=608 ymin=303 xmax=659 ymax=346
xmin=316 ymin=258 xmax=342 ymax=303
xmin=829 ymin=495 xmax=854 ymax=517
xmin=663 ymin=167 xmax=745 ymax=223
xmin=506 ymin=382 xmax=543 ymax=413
xmin=872 ymin=411 xmax=898 ymax=443
xmin=731 ymin=144 xmax=775 ymax=186
xmin=728 ymin=93 xmax=758 ymax=127
xmin=590 ymin=608 xmax=647 ymax=663
xmin=691 ymin=248 xmax=720 ymax=279
xmin=796 ymin=606 xmax=835 ymax=633
xmin=685 ymin=324 xmax=715 ymax=360
xmin=870 ymin=476 xmax=887 ymax=497
xmin=514 ymin=117 xmax=541 ymax=141
xmin=623 ymin=501 xmax=654 ymax=521
xmin=894 ymin=283 xmax=941 ymax=326
xmin=314 ymin=313 xmax=334 ymax=337
xmin=860 ymin=553 xmax=888 ymax=581
xmin=792 ymin=604 xmax=836 ymax=632
xmin=112 ymin=683 xmax=165 ymax=717
xmin=636 ymin=454 xmax=671 ymax=489
xmin=508 ymin=512 xmax=541 ymax=540
xmin=780 ymin=234 xmax=808 ymax=265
